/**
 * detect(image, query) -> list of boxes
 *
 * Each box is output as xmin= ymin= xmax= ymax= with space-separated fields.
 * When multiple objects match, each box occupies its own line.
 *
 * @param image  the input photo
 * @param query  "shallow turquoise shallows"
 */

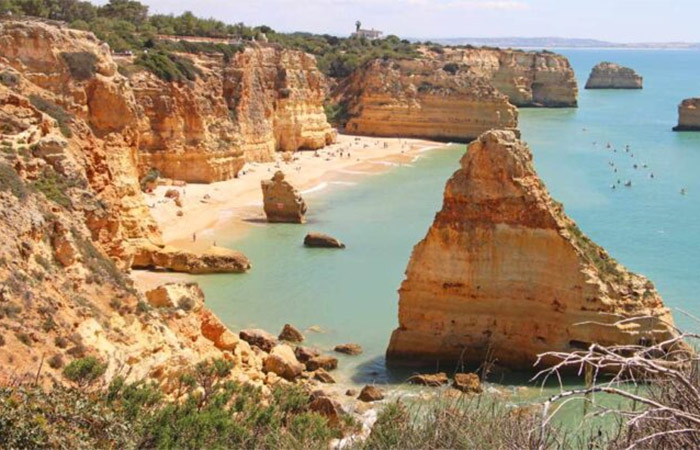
xmin=196 ymin=49 xmax=700 ymax=388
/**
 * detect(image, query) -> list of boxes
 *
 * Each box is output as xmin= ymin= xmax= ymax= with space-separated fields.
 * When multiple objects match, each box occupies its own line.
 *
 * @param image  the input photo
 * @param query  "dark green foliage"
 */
xmin=28 ymin=95 xmax=73 ymax=138
xmin=0 ymin=303 xmax=22 ymax=319
xmin=47 ymin=353 xmax=64 ymax=369
xmin=324 ymin=102 xmax=350 ymax=127
xmin=0 ymin=162 xmax=28 ymax=199
xmin=139 ymin=167 xmax=159 ymax=191
xmin=15 ymin=332 xmax=32 ymax=346
xmin=0 ymin=334 xmax=4 ymax=346
xmin=0 ymin=358 xmax=340 ymax=449
xmin=135 ymin=51 xmax=201 ymax=82
xmin=443 ymin=62 xmax=460 ymax=75
xmin=31 ymin=167 xmax=77 ymax=208
xmin=63 ymin=356 xmax=107 ymax=386
xmin=60 ymin=51 xmax=98 ymax=81
xmin=0 ymin=70 xmax=19 ymax=87
xmin=70 ymin=227 xmax=134 ymax=293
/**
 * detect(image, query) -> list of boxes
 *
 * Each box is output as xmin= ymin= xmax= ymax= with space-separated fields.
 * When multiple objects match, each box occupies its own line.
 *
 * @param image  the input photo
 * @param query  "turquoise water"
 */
xmin=196 ymin=50 xmax=700 ymax=389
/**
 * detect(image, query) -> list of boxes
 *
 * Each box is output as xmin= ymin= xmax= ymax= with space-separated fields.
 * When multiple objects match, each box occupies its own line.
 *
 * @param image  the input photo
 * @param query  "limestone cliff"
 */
xmin=386 ymin=130 xmax=676 ymax=370
xmin=432 ymin=47 xmax=579 ymax=107
xmin=585 ymin=62 xmax=643 ymax=89
xmin=131 ymin=45 xmax=336 ymax=182
xmin=673 ymin=98 xmax=700 ymax=131
xmin=0 ymin=20 xmax=161 ymax=257
xmin=337 ymin=58 xmax=519 ymax=142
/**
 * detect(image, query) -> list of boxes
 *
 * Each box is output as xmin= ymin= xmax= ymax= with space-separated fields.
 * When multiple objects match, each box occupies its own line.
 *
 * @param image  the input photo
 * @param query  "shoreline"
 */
xmin=131 ymin=134 xmax=448 ymax=290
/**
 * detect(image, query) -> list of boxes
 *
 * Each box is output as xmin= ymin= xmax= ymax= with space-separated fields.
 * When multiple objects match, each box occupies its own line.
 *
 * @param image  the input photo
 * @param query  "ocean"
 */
xmin=195 ymin=49 xmax=700 ymax=392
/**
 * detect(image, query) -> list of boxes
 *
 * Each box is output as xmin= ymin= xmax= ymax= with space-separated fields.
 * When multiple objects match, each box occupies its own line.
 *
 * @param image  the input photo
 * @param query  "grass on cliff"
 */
xmin=28 ymin=95 xmax=73 ymax=138
xmin=135 ymin=51 xmax=202 ymax=82
xmin=31 ymin=167 xmax=78 ymax=209
xmin=60 ymin=52 xmax=98 ymax=81
xmin=0 ymin=162 xmax=29 ymax=200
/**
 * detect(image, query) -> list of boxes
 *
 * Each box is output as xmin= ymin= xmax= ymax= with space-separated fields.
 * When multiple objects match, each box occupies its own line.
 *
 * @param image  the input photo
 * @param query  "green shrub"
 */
xmin=135 ymin=51 xmax=201 ymax=82
xmin=31 ymin=167 xmax=77 ymax=208
xmin=0 ymin=70 xmax=19 ymax=87
xmin=28 ymin=95 xmax=73 ymax=138
xmin=60 ymin=52 xmax=98 ymax=81
xmin=443 ymin=62 xmax=460 ymax=75
xmin=324 ymin=102 xmax=350 ymax=127
xmin=63 ymin=356 xmax=107 ymax=386
xmin=48 ymin=354 xmax=64 ymax=369
xmin=139 ymin=167 xmax=160 ymax=191
xmin=0 ymin=163 xmax=28 ymax=200
xmin=15 ymin=332 xmax=32 ymax=346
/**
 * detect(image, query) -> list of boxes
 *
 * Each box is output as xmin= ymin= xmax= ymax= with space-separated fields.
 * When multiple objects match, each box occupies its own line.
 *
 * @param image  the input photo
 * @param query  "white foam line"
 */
xmin=329 ymin=181 xmax=357 ymax=186
xmin=418 ymin=144 xmax=449 ymax=153
xmin=337 ymin=169 xmax=376 ymax=175
xmin=301 ymin=182 xmax=329 ymax=194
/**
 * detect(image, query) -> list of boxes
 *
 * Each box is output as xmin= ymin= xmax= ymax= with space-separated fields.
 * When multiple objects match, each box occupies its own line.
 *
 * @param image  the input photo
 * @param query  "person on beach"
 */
xmin=193 ymin=232 xmax=197 ymax=242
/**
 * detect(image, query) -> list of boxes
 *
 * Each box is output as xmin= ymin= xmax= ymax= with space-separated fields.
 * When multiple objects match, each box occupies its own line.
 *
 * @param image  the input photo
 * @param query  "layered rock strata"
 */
xmin=673 ymin=98 xmax=700 ymax=131
xmin=338 ymin=58 xmax=518 ymax=142
xmin=261 ymin=171 xmax=307 ymax=223
xmin=132 ymin=46 xmax=336 ymax=181
xmin=585 ymin=62 xmax=643 ymax=89
xmin=431 ymin=47 xmax=579 ymax=107
xmin=131 ymin=240 xmax=251 ymax=274
xmin=386 ymin=130 xmax=677 ymax=370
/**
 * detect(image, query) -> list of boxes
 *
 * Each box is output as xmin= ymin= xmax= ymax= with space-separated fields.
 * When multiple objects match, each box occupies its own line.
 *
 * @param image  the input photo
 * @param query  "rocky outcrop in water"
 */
xmin=585 ymin=62 xmax=643 ymax=89
xmin=304 ymin=232 xmax=345 ymax=248
xmin=261 ymin=171 xmax=307 ymax=223
xmin=131 ymin=240 xmax=251 ymax=274
xmin=673 ymin=98 xmax=700 ymax=131
xmin=386 ymin=130 xmax=677 ymax=370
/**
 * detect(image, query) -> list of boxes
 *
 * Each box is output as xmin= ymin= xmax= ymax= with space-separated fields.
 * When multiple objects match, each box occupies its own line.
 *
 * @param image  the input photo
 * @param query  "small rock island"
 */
xmin=585 ymin=62 xmax=643 ymax=89
xmin=673 ymin=98 xmax=700 ymax=131
xmin=261 ymin=171 xmax=308 ymax=223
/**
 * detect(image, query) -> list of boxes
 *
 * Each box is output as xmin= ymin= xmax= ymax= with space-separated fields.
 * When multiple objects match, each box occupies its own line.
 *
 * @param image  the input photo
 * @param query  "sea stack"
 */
xmin=673 ymin=98 xmax=700 ymax=131
xmin=585 ymin=62 xmax=643 ymax=89
xmin=386 ymin=130 xmax=676 ymax=370
xmin=261 ymin=171 xmax=307 ymax=223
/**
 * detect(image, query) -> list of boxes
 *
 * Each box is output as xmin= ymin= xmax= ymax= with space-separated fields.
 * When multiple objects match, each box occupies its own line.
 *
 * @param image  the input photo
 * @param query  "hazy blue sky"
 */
xmin=123 ymin=0 xmax=700 ymax=42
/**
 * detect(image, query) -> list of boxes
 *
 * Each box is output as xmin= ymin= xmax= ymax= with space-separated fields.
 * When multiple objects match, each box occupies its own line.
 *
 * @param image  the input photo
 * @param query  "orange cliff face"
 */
xmin=130 ymin=45 xmax=336 ymax=182
xmin=386 ymin=130 xmax=676 ymax=370
xmin=337 ymin=58 xmax=519 ymax=142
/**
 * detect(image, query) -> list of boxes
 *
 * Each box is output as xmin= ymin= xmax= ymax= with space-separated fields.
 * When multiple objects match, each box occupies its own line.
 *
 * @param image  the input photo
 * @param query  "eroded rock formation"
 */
xmin=585 ymin=62 xmax=643 ymax=89
xmin=338 ymin=59 xmax=519 ymax=142
xmin=261 ymin=171 xmax=307 ymax=223
xmin=386 ymin=130 xmax=677 ymax=370
xmin=432 ymin=47 xmax=579 ymax=107
xmin=132 ymin=46 xmax=336 ymax=181
xmin=131 ymin=240 xmax=251 ymax=274
xmin=673 ymin=98 xmax=700 ymax=131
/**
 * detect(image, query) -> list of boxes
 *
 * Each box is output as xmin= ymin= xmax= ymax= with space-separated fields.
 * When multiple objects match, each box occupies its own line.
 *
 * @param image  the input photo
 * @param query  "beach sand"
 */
xmin=131 ymin=134 xmax=446 ymax=290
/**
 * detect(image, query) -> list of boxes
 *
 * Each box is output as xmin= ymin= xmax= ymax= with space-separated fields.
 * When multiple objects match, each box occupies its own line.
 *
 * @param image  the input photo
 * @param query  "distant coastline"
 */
xmin=417 ymin=37 xmax=700 ymax=50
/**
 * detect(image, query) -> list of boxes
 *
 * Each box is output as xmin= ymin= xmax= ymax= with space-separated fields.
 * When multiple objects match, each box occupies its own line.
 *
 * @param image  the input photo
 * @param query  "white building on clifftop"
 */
xmin=351 ymin=20 xmax=383 ymax=40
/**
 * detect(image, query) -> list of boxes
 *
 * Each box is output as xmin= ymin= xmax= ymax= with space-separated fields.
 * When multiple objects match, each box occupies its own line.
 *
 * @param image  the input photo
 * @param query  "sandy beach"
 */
xmin=146 ymin=134 xmax=447 ymax=251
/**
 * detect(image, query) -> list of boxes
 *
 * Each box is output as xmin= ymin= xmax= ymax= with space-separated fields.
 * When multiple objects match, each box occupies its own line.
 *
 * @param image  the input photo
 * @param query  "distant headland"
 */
xmin=425 ymin=37 xmax=700 ymax=49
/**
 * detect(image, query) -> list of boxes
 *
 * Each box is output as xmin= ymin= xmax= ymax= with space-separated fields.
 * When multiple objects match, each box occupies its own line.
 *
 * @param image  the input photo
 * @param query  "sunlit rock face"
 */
xmin=585 ymin=62 xmax=643 ymax=89
xmin=386 ymin=130 xmax=676 ymax=370
xmin=673 ymin=98 xmax=700 ymax=132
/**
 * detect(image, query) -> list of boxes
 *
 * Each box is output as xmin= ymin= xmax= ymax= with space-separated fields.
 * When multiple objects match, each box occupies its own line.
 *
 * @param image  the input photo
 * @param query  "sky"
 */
xmin=114 ymin=0 xmax=700 ymax=43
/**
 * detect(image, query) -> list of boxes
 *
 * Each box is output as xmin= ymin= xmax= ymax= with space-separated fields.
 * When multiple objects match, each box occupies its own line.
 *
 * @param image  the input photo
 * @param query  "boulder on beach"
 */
xmin=585 ymin=62 xmax=643 ymax=89
xmin=304 ymin=232 xmax=346 ymax=249
xmin=261 ymin=171 xmax=307 ymax=223
xmin=358 ymin=385 xmax=384 ymax=402
xmin=313 ymin=369 xmax=336 ymax=384
xmin=453 ymin=373 xmax=483 ymax=394
xmin=263 ymin=344 xmax=304 ymax=381
xmin=334 ymin=343 xmax=363 ymax=355
xmin=295 ymin=346 xmax=320 ymax=363
xmin=239 ymin=328 xmax=278 ymax=352
xmin=278 ymin=323 xmax=305 ymax=343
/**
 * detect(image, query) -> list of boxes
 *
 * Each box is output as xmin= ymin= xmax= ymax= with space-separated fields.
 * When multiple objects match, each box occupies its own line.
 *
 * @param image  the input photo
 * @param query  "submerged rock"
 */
xmin=358 ymin=385 xmax=384 ymax=402
xmin=585 ymin=62 xmax=643 ymax=89
xmin=313 ymin=369 xmax=336 ymax=384
xmin=261 ymin=171 xmax=307 ymax=223
xmin=304 ymin=232 xmax=346 ymax=249
xmin=334 ymin=343 xmax=363 ymax=355
xmin=673 ymin=98 xmax=700 ymax=131
xmin=407 ymin=372 xmax=448 ymax=387
xmin=305 ymin=355 xmax=338 ymax=371
xmin=294 ymin=346 xmax=320 ymax=363
xmin=386 ymin=130 xmax=677 ymax=371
